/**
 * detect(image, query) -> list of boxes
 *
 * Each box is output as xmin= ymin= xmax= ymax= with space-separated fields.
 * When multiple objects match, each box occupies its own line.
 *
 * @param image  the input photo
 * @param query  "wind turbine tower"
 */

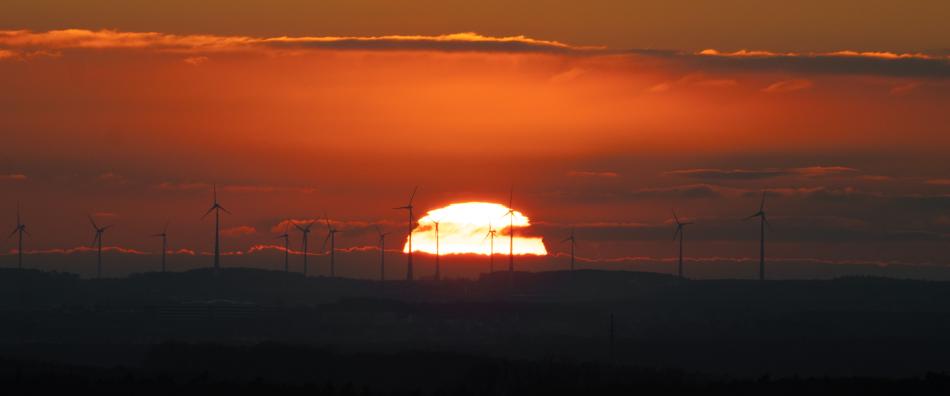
xmin=484 ymin=221 xmax=496 ymax=273
xmin=744 ymin=192 xmax=771 ymax=281
xmin=501 ymin=188 xmax=516 ymax=273
xmin=8 ymin=202 xmax=28 ymax=269
xmin=375 ymin=226 xmax=390 ymax=281
xmin=323 ymin=213 xmax=340 ymax=277
xmin=276 ymin=226 xmax=290 ymax=273
xmin=672 ymin=210 xmax=693 ymax=278
xmin=562 ymin=228 xmax=576 ymax=271
xmin=433 ymin=220 xmax=441 ymax=281
xmin=394 ymin=187 xmax=418 ymax=281
xmin=294 ymin=221 xmax=315 ymax=276
xmin=202 ymin=185 xmax=230 ymax=273
xmin=88 ymin=216 xmax=112 ymax=279
xmin=151 ymin=221 xmax=169 ymax=273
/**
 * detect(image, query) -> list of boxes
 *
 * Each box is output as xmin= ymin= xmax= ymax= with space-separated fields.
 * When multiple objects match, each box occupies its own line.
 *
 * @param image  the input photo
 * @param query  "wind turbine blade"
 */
xmin=294 ymin=223 xmax=305 ymax=232
xmin=408 ymin=186 xmax=418 ymax=205
xmin=374 ymin=225 xmax=383 ymax=236
xmin=88 ymin=215 xmax=99 ymax=230
xmin=7 ymin=228 xmax=17 ymax=239
xmin=163 ymin=220 xmax=170 ymax=234
xmin=219 ymin=205 xmax=232 ymax=215
xmin=201 ymin=206 xmax=215 ymax=219
xmin=760 ymin=191 xmax=767 ymax=211
xmin=102 ymin=225 xmax=114 ymax=231
xmin=324 ymin=213 xmax=331 ymax=230
xmin=91 ymin=233 xmax=100 ymax=247
xmin=16 ymin=201 xmax=21 ymax=225
xmin=321 ymin=233 xmax=331 ymax=251
xmin=743 ymin=213 xmax=759 ymax=221
xmin=673 ymin=227 xmax=681 ymax=241
xmin=764 ymin=215 xmax=773 ymax=231
xmin=22 ymin=228 xmax=30 ymax=237
xmin=508 ymin=186 xmax=513 ymax=208
xmin=672 ymin=209 xmax=680 ymax=224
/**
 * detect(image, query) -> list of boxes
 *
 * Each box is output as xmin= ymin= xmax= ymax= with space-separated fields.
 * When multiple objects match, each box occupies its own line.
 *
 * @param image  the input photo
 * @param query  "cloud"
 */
xmin=890 ymin=82 xmax=922 ymax=95
xmin=665 ymin=166 xmax=856 ymax=181
xmin=860 ymin=175 xmax=895 ymax=182
xmin=92 ymin=211 xmax=119 ymax=218
xmin=11 ymin=245 xmax=147 ymax=255
xmin=762 ymin=78 xmax=814 ymax=93
xmin=96 ymin=171 xmax=125 ymax=183
xmin=926 ymin=179 xmax=950 ymax=185
xmin=647 ymin=73 xmax=738 ymax=93
xmin=5 ymin=29 xmax=950 ymax=80
xmin=0 ymin=29 xmax=591 ymax=55
xmin=153 ymin=181 xmax=315 ymax=194
xmin=692 ymin=49 xmax=950 ymax=78
xmin=0 ymin=173 xmax=27 ymax=181
xmin=220 ymin=225 xmax=256 ymax=237
xmin=183 ymin=56 xmax=208 ymax=65
xmin=270 ymin=218 xmax=389 ymax=234
xmin=548 ymin=67 xmax=587 ymax=84
xmin=630 ymin=184 xmax=725 ymax=200
xmin=566 ymin=170 xmax=619 ymax=178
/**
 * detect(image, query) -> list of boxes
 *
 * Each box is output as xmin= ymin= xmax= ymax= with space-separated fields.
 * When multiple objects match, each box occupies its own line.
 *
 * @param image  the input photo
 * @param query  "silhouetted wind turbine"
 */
xmin=562 ymin=227 xmax=576 ymax=271
xmin=202 ymin=184 xmax=230 ymax=273
xmin=432 ymin=219 xmax=441 ymax=281
xmin=744 ymin=191 xmax=771 ymax=281
xmin=483 ymin=221 xmax=496 ymax=273
xmin=88 ymin=216 xmax=112 ymax=279
xmin=276 ymin=225 xmax=290 ymax=273
xmin=375 ymin=225 xmax=390 ymax=281
xmin=393 ymin=186 xmax=418 ymax=281
xmin=672 ymin=210 xmax=693 ymax=278
xmin=294 ymin=220 xmax=315 ymax=276
xmin=500 ymin=187 xmax=516 ymax=273
xmin=151 ymin=220 xmax=169 ymax=273
xmin=322 ymin=213 xmax=340 ymax=277
xmin=8 ymin=202 xmax=29 ymax=269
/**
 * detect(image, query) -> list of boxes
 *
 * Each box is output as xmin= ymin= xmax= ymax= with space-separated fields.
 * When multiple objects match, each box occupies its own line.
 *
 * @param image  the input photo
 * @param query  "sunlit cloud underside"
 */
xmin=404 ymin=202 xmax=547 ymax=256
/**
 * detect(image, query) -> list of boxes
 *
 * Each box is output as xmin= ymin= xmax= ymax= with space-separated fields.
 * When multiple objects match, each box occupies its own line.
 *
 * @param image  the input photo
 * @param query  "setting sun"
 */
xmin=404 ymin=202 xmax=547 ymax=256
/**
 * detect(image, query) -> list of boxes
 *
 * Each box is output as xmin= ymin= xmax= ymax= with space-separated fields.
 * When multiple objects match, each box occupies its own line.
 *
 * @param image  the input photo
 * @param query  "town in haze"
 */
xmin=2 ymin=1 xmax=950 ymax=394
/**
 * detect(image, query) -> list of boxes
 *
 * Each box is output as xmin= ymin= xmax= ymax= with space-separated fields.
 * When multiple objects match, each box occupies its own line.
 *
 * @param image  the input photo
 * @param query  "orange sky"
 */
xmin=2 ymin=13 xmax=950 ymax=279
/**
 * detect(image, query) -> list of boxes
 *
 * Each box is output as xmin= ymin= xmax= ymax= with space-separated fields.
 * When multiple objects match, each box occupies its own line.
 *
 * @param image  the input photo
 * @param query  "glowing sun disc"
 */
xmin=403 ymin=202 xmax=547 ymax=256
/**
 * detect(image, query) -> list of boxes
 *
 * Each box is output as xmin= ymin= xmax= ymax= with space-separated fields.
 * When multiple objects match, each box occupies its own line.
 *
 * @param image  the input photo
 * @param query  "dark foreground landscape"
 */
xmin=4 ymin=268 xmax=950 ymax=394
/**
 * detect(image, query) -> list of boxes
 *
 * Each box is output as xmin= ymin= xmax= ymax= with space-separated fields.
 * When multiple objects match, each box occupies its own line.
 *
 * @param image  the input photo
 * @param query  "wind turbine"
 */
xmin=375 ymin=225 xmax=390 ymax=281
xmin=88 ymin=216 xmax=112 ymax=279
xmin=500 ymin=187 xmax=516 ymax=273
xmin=672 ymin=210 xmax=693 ymax=278
xmin=744 ymin=191 xmax=771 ymax=281
xmin=294 ymin=220 xmax=315 ymax=276
xmin=393 ymin=186 xmax=418 ymax=281
xmin=432 ymin=219 xmax=441 ymax=281
xmin=151 ymin=221 xmax=169 ymax=273
xmin=483 ymin=221 xmax=496 ymax=273
xmin=562 ymin=227 xmax=576 ymax=271
xmin=322 ymin=213 xmax=340 ymax=277
xmin=8 ymin=202 xmax=29 ymax=269
xmin=276 ymin=225 xmax=290 ymax=273
xmin=201 ymin=184 xmax=230 ymax=273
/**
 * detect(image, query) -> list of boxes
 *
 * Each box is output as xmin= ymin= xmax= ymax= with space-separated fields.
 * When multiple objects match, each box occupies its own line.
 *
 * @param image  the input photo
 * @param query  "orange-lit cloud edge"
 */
xmin=1 ymin=28 xmax=948 ymax=63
